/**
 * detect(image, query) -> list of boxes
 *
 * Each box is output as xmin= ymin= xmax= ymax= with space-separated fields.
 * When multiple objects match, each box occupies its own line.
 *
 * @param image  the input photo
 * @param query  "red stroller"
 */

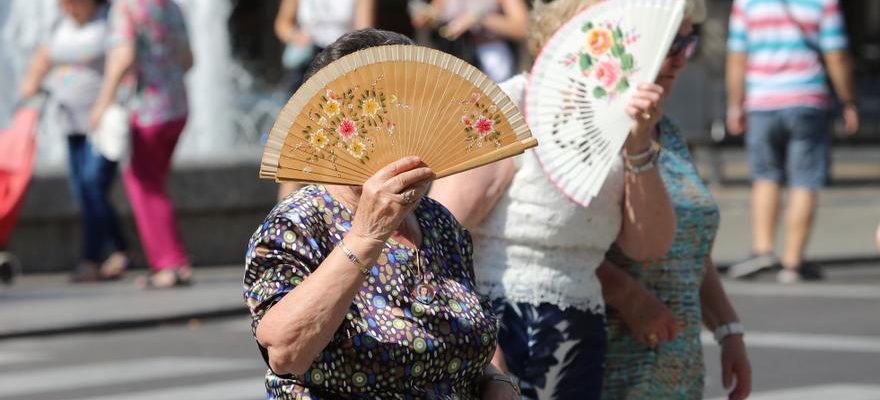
xmin=0 ymin=96 xmax=44 ymax=286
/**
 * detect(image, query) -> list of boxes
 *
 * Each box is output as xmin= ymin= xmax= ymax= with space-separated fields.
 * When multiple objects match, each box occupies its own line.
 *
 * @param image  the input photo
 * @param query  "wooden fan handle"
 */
xmin=435 ymin=137 xmax=538 ymax=178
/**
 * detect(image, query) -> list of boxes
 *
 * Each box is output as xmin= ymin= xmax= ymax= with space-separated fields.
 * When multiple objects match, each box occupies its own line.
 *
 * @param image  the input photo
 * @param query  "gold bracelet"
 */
xmin=337 ymin=241 xmax=371 ymax=277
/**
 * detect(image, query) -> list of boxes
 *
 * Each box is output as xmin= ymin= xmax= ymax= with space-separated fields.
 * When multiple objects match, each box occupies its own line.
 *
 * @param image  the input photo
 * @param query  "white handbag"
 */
xmin=91 ymin=103 xmax=130 ymax=162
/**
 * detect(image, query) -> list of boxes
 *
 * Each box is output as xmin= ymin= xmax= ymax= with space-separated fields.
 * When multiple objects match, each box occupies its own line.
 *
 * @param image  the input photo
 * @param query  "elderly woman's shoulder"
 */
xmin=265 ymin=185 xmax=327 ymax=225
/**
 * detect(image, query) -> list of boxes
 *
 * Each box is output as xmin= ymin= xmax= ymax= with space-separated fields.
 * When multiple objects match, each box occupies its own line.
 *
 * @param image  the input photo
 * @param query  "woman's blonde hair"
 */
xmin=528 ymin=0 xmax=707 ymax=56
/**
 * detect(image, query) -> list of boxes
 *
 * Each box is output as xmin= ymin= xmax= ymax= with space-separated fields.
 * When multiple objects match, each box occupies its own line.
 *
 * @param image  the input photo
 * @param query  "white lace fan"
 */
xmin=525 ymin=0 xmax=685 ymax=206
xmin=261 ymin=45 xmax=537 ymax=185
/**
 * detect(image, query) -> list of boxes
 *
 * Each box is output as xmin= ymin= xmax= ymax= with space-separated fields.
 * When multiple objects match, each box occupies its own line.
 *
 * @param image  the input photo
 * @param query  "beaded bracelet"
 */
xmin=337 ymin=241 xmax=371 ymax=277
xmin=622 ymin=139 xmax=660 ymax=161
xmin=624 ymin=147 xmax=660 ymax=174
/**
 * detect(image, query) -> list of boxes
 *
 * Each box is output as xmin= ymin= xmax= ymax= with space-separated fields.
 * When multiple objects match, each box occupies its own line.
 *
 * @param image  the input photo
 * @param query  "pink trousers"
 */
xmin=124 ymin=117 xmax=189 ymax=270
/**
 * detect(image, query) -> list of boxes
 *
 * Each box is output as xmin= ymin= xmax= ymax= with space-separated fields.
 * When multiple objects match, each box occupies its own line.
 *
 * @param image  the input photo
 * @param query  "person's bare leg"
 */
xmin=277 ymin=182 xmax=303 ymax=202
xmin=752 ymin=180 xmax=781 ymax=255
xmin=781 ymin=188 xmax=818 ymax=270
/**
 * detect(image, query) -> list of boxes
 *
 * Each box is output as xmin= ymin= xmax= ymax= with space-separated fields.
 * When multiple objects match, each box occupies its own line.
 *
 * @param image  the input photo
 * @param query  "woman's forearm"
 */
xmin=353 ymin=0 xmax=374 ymax=29
xmin=700 ymin=257 xmax=740 ymax=331
xmin=596 ymin=259 xmax=638 ymax=309
xmin=616 ymin=162 xmax=676 ymax=260
xmin=480 ymin=0 xmax=529 ymax=41
xmin=20 ymin=46 xmax=51 ymax=95
xmin=96 ymin=43 xmax=136 ymax=108
xmin=429 ymin=159 xmax=514 ymax=230
xmin=274 ymin=0 xmax=300 ymax=43
xmin=256 ymin=234 xmax=384 ymax=376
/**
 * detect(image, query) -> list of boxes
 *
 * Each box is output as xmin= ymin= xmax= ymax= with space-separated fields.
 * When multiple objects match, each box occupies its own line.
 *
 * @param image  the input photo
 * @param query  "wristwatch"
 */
xmin=714 ymin=322 xmax=745 ymax=344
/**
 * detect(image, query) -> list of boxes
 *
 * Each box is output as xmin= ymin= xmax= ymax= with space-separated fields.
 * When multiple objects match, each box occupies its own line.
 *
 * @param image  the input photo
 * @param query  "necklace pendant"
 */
xmin=412 ymin=282 xmax=436 ymax=305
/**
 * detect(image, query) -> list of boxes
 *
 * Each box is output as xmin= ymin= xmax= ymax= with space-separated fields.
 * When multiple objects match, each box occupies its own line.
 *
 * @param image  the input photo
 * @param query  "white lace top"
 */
xmin=473 ymin=73 xmax=624 ymax=314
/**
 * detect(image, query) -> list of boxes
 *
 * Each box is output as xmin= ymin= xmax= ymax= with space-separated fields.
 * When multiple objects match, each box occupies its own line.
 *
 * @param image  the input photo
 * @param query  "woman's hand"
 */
xmin=89 ymin=99 xmax=111 ymax=132
xmin=349 ymin=156 xmax=434 ymax=244
xmin=440 ymin=9 xmax=482 ymax=40
xmin=720 ymin=334 xmax=752 ymax=400
xmin=18 ymin=80 xmax=40 ymax=100
xmin=617 ymin=284 xmax=679 ymax=349
xmin=286 ymin=30 xmax=312 ymax=47
xmin=625 ymin=83 xmax=664 ymax=151
xmin=482 ymin=380 xmax=520 ymax=400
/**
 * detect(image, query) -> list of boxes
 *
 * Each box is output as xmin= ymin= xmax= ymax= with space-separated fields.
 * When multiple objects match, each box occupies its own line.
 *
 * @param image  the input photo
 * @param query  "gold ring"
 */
xmin=641 ymin=111 xmax=652 ymax=120
xmin=401 ymin=189 xmax=416 ymax=204
xmin=648 ymin=333 xmax=659 ymax=347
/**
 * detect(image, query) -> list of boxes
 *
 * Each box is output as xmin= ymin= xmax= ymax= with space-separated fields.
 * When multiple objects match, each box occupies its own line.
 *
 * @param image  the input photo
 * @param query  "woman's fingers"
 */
xmin=384 ymin=166 xmax=435 ymax=196
xmin=371 ymin=156 xmax=426 ymax=183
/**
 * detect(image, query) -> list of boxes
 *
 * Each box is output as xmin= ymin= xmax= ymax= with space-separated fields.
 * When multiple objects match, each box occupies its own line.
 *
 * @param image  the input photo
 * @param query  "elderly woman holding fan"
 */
xmin=244 ymin=29 xmax=523 ymax=399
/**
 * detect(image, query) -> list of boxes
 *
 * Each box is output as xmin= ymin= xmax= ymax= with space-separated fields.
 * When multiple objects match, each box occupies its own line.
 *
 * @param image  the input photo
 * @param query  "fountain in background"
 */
xmin=0 ymin=0 xmax=272 ymax=172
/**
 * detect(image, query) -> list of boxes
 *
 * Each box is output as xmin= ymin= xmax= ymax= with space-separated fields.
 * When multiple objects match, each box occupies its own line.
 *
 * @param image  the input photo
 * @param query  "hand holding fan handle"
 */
xmin=348 ymin=156 xmax=435 ymax=246
xmin=624 ymin=83 xmax=665 ymax=154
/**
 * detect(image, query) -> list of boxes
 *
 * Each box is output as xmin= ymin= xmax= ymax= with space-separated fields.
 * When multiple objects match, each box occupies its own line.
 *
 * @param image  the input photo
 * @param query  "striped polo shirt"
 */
xmin=727 ymin=0 xmax=848 ymax=111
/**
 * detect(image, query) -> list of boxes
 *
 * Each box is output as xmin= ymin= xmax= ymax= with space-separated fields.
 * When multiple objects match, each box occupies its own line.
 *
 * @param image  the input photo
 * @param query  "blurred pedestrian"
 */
xmin=91 ymin=0 xmax=194 ymax=289
xmin=19 ymin=0 xmax=131 ymax=282
xmin=430 ymin=0 xmax=679 ymax=396
xmin=273 ymin=0 xmax=375 ymax=200
xmin=412 ymin=0 xmax=528 ymax=82
xmin=726 ymin=0 xmax=859 ymax=283
xmin=602 ymin=2 xmax=751 ymax=399
xmin=244 ymin=29 xmax=518 ymax=399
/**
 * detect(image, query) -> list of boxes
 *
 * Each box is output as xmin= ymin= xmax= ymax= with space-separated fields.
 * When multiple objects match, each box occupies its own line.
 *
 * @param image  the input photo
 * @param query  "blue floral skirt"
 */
xmin=493 ymin=299 xmax=607 ymax=400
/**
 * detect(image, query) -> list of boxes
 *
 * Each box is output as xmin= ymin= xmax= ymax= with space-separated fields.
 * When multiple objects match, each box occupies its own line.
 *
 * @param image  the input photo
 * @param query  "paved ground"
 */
xmin=1 ymin=264 xmax=878 ymax=399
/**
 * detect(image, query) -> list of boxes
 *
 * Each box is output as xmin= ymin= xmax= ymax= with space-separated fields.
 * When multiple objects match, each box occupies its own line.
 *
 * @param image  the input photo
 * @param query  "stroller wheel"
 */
xmin=0 ymin=252 xmax=21 ymax=286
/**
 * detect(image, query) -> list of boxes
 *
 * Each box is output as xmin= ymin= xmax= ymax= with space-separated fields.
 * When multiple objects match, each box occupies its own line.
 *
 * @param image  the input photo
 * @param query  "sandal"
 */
xmin=99 ymin=252 xmax=131 ymax=281
xmin=135 ymin=268 xmax=193 ymax=290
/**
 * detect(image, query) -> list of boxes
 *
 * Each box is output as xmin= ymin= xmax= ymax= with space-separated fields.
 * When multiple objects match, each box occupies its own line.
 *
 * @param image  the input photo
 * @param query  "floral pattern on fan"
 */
xmin=460 ymin=93 xmax=503 ymax=149
xmin=562 ymin=21 xmax=641 ymax=100
xmin=303 ymin=84 xmax=399 ymax=164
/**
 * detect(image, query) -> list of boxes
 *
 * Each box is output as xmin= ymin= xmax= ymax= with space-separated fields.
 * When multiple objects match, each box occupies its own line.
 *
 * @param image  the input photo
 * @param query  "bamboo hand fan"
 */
xmin=525 ymin=0 xmax=685 ymax=206
xmin=261 ymin=45 xmax=537 ymax=185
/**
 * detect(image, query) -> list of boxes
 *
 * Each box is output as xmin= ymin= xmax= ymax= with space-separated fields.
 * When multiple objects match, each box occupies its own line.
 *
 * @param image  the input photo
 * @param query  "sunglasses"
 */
xmin=667 ymin=25 xmax=701 ymax=59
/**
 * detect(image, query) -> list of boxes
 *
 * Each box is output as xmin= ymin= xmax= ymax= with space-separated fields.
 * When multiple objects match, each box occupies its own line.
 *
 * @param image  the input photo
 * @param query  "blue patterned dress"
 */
xmin=243 ymin=185 xmax=497 ymax=399
xmin=601 ymin=118 xmax=720 ymax=399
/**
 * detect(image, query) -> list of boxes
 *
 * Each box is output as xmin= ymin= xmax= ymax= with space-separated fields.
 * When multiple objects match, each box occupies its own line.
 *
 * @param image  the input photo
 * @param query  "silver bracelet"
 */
xmin=622 ymin=140 xmax=660 ymax=161
xmin=624 ymin=148 xmax=659 ymax=174
xmin=337 ymin=240 xmax=371 ymax=277
xmin=714 ymin=322 xmax=745 ymax=344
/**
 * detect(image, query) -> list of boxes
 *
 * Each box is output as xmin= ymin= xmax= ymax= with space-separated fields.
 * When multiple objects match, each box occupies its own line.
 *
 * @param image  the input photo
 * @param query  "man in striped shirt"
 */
xmin=725 ymin=0 xmax=858 ymax=283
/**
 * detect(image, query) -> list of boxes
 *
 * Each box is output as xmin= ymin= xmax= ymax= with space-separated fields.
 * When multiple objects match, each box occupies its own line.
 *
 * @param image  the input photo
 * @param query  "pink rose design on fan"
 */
xmin=585 ymin=27 xmax=614 ymax=57
xmin=473 ymin=116 xmax=495 ymax=137
xmin=461 ymin=115 xmax=472 ymax=127
xmin=594 ymin=58 xmax=622 ymax=91
xmin=325 ymin=89 xmax=338 ymax=100
xmin=337 ymin=118 xmax=357 ymax=141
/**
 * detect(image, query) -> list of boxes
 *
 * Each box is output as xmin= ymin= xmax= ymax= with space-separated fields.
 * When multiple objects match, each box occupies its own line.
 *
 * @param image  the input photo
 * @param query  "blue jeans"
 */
xmin=746 ymin=107 xmax=832 ymax=190
xmin=493 ymin=299 xmax=607 ymax=400
xmin=67 ymin=135 xmax=126 ymax=262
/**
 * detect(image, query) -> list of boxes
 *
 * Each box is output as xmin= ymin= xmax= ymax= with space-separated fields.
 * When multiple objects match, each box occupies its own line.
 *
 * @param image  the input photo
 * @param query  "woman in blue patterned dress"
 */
xmin=243 ymin=29 xmax=519 ymax=399
xmin=601 ymin=6 xmax=753 ymax=400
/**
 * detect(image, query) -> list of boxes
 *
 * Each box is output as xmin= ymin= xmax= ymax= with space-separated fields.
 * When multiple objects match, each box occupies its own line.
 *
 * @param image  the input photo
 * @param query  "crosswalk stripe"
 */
xmin=75 ymin=378 xmax=265 ymax=400
xmin=722 ymin=281 xmax=880 ymax=299
xmin=708 ymin=384 xmax=880 ymax=400
xmin=702 ymin=331 xmax=880 ymax=353
xmin=0 ymin=351 xmax=46 ymax=366
xmin=0 ymin=357 xmax=257 ymax=398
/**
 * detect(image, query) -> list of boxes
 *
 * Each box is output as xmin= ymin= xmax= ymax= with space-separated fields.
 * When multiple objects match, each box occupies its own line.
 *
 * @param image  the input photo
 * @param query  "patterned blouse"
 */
xmin=602 ymin=118 xmax=720 ymax=399
xmin=108 ymin=0 xmax=190 ymax=126
xmin=244 ymin=186 xmax=498 ymax=399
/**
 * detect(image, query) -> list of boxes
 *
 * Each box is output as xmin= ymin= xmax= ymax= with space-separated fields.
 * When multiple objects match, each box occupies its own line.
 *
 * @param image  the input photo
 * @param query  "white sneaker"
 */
xmin=729 ymin=253 xmax=779 ymax=279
